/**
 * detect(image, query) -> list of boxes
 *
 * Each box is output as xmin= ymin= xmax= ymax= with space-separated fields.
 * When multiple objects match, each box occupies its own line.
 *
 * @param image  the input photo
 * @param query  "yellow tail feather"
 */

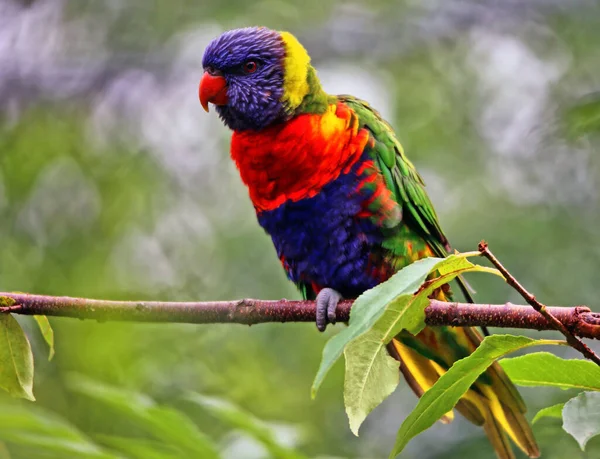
xmin=387 ymin=339 xmax=455 ymax=423
xmin=389 ymin=330 xmax=540 ymax=459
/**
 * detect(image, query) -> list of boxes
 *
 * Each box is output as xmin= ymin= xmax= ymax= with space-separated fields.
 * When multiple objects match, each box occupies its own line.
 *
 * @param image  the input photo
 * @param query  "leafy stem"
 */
xmin=478 ymin=241 xmax=600 ymax=366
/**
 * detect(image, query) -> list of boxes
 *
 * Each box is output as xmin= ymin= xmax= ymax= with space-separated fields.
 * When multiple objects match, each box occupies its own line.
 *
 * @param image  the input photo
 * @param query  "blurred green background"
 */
xmin=1 ymin=0 xmax=600 ymax=457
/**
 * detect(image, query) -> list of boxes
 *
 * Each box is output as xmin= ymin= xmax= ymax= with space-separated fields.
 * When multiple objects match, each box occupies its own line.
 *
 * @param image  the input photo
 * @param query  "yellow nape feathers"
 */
xmin=279 ymin=31 xmax=311 ymax=111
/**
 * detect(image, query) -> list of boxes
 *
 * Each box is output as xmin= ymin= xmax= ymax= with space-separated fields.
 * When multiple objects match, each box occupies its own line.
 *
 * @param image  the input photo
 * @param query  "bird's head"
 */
xmin=200 ymin=27 xmax=320 ymax=131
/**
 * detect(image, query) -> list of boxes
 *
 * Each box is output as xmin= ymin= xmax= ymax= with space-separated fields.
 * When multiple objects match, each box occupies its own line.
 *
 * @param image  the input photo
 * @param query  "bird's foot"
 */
xmin=316 ymin=288 xmax=342 ymax=332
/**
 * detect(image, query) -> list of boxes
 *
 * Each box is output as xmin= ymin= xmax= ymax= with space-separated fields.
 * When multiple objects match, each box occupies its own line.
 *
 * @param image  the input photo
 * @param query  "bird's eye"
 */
xmin=243 ymin=61 xmax=258 ymax=74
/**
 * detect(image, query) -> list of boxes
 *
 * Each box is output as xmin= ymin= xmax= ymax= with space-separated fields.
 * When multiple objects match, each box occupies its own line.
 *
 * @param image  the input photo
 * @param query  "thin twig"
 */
xmin=478 ymin=241 xmax=600 ymax=366
xmin=0 ymin=304 xmax=23 ymax=313
xmin=0 ymin=292 xmax=599 ymax=339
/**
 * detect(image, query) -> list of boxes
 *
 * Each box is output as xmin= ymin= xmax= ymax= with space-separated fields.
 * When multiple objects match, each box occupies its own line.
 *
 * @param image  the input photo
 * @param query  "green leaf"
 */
xmin=0 ymin=402 xmax=116 ymax=458
xmin=563 ymin=92 xmax=600 ymax=138
xmin=313 ymin=254 xmax=495 ymax=399
xmin=67 ymin=375 xmax=221 ymax=458
xmin=95 ymin=435 xmax=183 ymax=459
xmin=0 ymin=297 xmax=16 ymax=308
xmin=532 ymin=403 xmax=564 ymax=424
xmin=389 ymin=335 xmax=564 ymax=458
xmin=0 ymin=314 xmax=35 ymax=400
xmin=562 ymin=391 xmax=600 ymax=450
xmin=340 ymin=255 xmax=500 ymax=435
xmin=33 ymin=315 xmax=55 ymax=361
xmin=343 ymin=334 xmax=400 ymax=435
xmin=187 ymin=393 xmax=306 ymax=459
xmin=500 ymin=352 xmax=600 ymax=391
xmin=312 ymin=257 xmax=443 ymax=398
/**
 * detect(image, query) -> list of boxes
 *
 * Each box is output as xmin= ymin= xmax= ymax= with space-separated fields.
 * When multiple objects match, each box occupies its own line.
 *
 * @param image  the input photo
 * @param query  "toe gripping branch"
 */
xmin=315 ymin=288 xmax=343 ymax=332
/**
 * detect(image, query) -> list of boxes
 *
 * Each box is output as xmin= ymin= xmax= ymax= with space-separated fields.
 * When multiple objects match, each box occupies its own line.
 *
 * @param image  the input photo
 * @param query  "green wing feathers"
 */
xmin=339 ymin=95 xmax=539 ymax=458
xmin=339 ymin=95 xmax=478 ymax=300
xmin=338 ymin=95 xmax=450 ymax=255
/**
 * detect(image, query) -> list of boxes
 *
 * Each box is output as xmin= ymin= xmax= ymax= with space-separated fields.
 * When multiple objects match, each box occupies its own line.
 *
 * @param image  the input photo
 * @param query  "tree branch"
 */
xmin=478 ymin=241 xmax=600 ymax=365
xmin=1 ymin=292 xmax=599 ymax=340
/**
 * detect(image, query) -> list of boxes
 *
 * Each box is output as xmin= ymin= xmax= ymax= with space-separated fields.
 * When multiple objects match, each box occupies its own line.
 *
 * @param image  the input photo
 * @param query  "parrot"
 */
xmin=199 ymin=27 xmax=540 ymax=459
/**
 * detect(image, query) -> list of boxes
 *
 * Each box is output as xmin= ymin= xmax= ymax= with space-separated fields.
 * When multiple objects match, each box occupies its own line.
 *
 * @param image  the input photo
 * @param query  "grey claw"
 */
xmin=327 ymin=296 xmax=339 ymax=325
xmin=316 ymin=288 xmax=342 ymax=332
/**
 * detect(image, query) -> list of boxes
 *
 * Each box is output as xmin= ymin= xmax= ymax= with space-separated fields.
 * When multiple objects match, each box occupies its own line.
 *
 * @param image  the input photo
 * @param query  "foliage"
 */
xmin=313 ymin=254 xmax=500 ymax=434
xmin=33 ymin=316 xmax=55 ymax=361
xmin=186 ymin=393 xmax=307 ymax=459
xmin=0 ymin=313 xmax=34 ymax=401
xmin=562 ymin=392 xmax=600 ymax=450
xmin=0 ymin=402 xmax=116 ymax=458
xmin=67 ymin=375 xmax=221 ymax=458
xmin=0 ymin=377 xmax=303 ymax=459
xmin=532 ymin=403 xmax=564 ymax=424
xmin=313 ymin=255 xmax=600 ymax=457
xmin=563 ymin=93 xmax=600 ymax=139
xmin=1 ymin=1 xmax=600 ymax=458
xmin=3 ymin=252 xmax=600 ymax=458
xmin=390 ymin=336 xmax=562 ymax=458
xmin=500 ymin=352 xmax=600 ymax=391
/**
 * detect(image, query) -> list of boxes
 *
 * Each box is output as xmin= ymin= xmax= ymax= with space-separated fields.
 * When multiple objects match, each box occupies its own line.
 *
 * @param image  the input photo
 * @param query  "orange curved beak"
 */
xmin=199 ymin=72 xmax=228 ymax=112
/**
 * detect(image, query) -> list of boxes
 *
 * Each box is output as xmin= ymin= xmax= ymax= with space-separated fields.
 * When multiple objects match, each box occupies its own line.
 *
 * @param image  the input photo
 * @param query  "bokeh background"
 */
xmin=1 ymin=0 xmax=600 ymax=458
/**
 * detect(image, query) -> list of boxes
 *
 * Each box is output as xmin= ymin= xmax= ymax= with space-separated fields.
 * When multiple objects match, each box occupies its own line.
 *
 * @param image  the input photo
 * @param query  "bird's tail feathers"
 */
xmin=388 ymin=329 xmax=540 ymax=459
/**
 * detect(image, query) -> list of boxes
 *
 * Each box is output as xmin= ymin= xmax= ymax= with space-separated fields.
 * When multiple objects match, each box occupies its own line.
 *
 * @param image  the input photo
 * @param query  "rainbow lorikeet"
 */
xmin=200 ymin=27 xmax=539 ymax=459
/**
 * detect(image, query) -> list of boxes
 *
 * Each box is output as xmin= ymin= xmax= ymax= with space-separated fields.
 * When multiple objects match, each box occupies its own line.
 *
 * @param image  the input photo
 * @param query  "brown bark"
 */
xmin=1 ymin=293 xmax=599 ymax=340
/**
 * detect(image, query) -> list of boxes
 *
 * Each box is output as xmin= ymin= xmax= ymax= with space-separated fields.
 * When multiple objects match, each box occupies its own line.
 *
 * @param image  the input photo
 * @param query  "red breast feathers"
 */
xmin=230 ymin=102 xmax=369 ymax=212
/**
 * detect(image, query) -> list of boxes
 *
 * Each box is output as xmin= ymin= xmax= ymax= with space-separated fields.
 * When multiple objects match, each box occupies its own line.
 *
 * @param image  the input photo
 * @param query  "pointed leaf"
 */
xmin=562 ymin=391 xmax=600 ymax=450
xmin=312 ymin=254 xmax=496 ymax=398
xmin=389 ymin=335 xmax=564 ymax=458
xmin=95 ymin=435 xmax=182 ymax=459
xmin=500 ymin=352 xmax=600 ymax=391
xmin=312 ymin=257 xmax=442 ymax=397
xmin=33 ymin=315 xmax=55 ymax=361
xmin=67 ymin=375 xmax=221 ymax=458
xmin=377 ymin=256 xmax=499 ymax=343
xmin=187 ymin=393 xmax=306 ymax=459
xmin=532 ymin=403 xmax=564 ymax=424
xmin=344 ymin=334 xmax=399 ymax=435
xmin=0 ymin=314 xmax=35 ymax=400
xmin=0 ymin=403 xmax=116 ymax=458
xmin=340 ymin=255 xmax=500 ymax=434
